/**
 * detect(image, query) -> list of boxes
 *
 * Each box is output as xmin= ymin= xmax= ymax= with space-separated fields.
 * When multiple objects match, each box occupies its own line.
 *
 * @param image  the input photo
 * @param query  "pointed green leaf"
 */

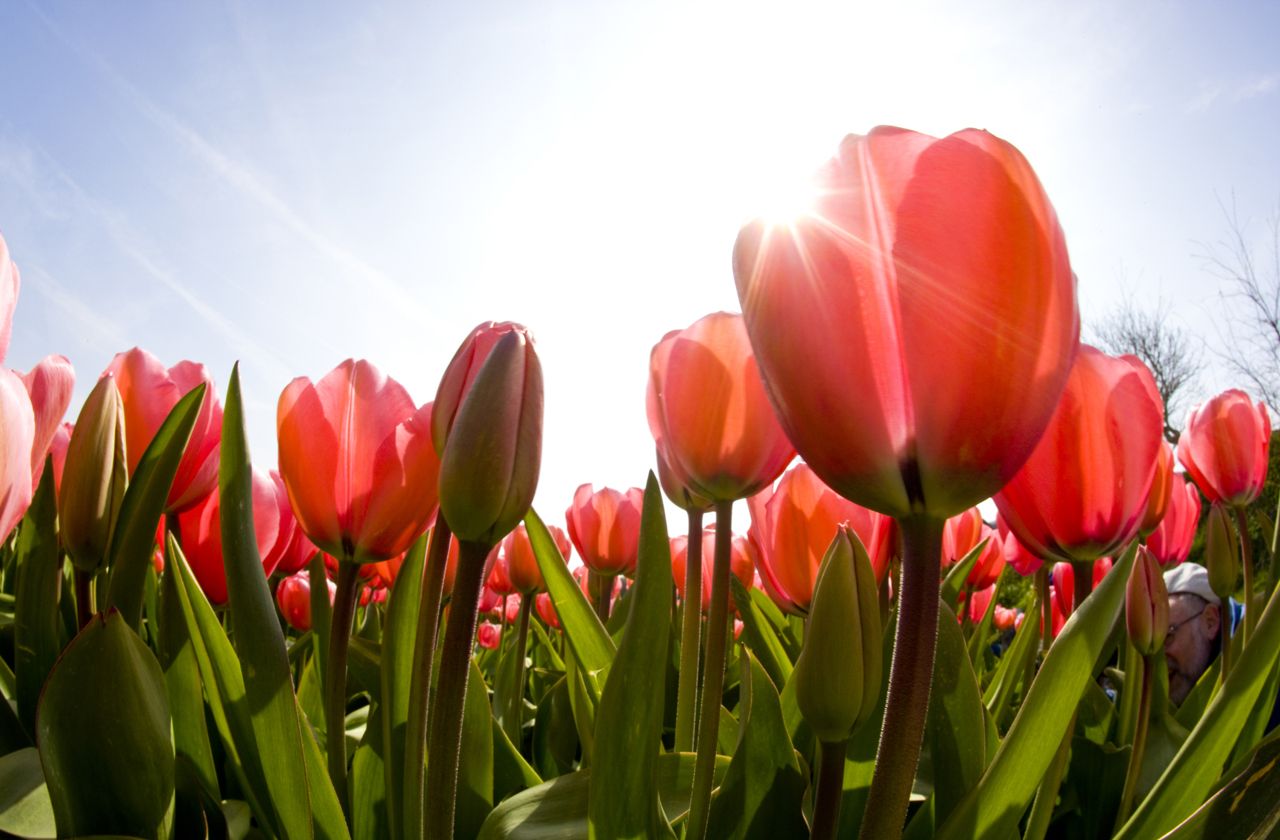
xmin=731 ymin=575 xmax=792 ymax=690
xmin=926 ymin=601 xmax=987 ymax=826
xmin=0 ymin=748 xmax=54 ymax=839
xmin=457 ymin=658 xmax=496 ymax=839
xmin=982 ymin=602 xmax=1041 ymax=730
xmin=105 ymin=383 xmax=205 ymax=629
xmin=1160 ymin=730 xmax=1280 ymax=840
xmin=158 ymin=558 xmax=219 ymax=799
xmin=940 ymin=539 xmax=988 ymax=606
xmin=13 ymin=461 xmax=61 ymax=735
xmin=378 ymin=533 xmax=426 ymax=840
xmin=493 ymin=714 xmax=543 ymax=804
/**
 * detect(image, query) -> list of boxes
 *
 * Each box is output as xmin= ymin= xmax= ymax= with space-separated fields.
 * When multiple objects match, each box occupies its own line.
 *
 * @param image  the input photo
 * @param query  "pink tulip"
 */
xmin=19 ymin=355 xmax=74 ymax=492
xmin=0 ymin=233 xmax=19 ymax=364
xmin=276 ymin=572 xmax=336 ymax=632
xmin=565 ymin=484 xmax=644 ymax=576
xmin=476 ymin=622 xmax=502 ymax=650
xmin=0 ymin=367 xmax=34 ymax=540
xmin=1144 ymin=473 xmax=1201 ymax=566
xmin=670 ymin=526 xmax=755 ymax=612
xmin=177 ymin=467 xmax=285 ymax=605
xmin=1177 ymin=389 xmax=1270 ymax=507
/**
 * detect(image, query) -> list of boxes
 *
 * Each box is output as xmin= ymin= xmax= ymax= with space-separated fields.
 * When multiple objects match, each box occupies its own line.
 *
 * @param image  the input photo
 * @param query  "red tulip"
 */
xmin=1051 ymin=562 xmax=1075 ymax=619
xmin=997 ymin=515 xmax=1043 ymax=577
xmin=747 ymin=463 xmax=893 ymax=614
xmin=477 ymin=586 xmax=503 ymax=618
xmin=646 ymin=312 xmax=794 ymax=503
xmin=656 ymin=445 xmax=713 ymax=512
xmin=994 ymin=346 xmax=1164 ymax=564
xmin=1125 ymin=547 xmax=1169 ymax=656
xmin=535 ymin=592 xmax=560 ymax=629
xmin=670 ymin=526 xmax=755 ymax=612
xmin=1139 ymin=441 xmax=1175 ymax=536
xmin=1177 ymin=389 xmax=1270 ymax=507
xmin=19 ymin=355 xmax=74 ymax=492
xmin=565 ymin=484 xmax=644 ymax=576
xmin=941 ymin=508 xmax=1006 ymax=590
xmin=1144 ymin=473 xmax=1201 ymax=566
xmin=966 ymin=584 xmax=996 ymax=624
xmin=274 ymin=502 xmax=319 ymax=575
xmin=476 ymin=622 xmax=502 ymax=650
xmin=276 ymin=572 xmax=336 ymax=633
xmin=0 ymin=366 xmax=34 ymax=541
xmin=733 ymin=127 xmax=1078 ymax=519
xmin=177 ymin=467 xmax=285 ymax=605
xmin=431 ymin=321 xmax=528 ymax=454
xmin=496 ymin=522 xmax=569 ymax=595
xmin=993 ymin=605 xmax=1019 ymax=632
xmin=277 ymin=359 xmax=439 ymax=564
xmin=106 ymin=348 xmax=222 ymax=513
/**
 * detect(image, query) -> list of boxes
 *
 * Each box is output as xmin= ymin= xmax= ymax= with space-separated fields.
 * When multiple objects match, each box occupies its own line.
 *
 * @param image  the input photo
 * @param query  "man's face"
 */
xmin=1165 ymin=593 xmax=1220 ymax=705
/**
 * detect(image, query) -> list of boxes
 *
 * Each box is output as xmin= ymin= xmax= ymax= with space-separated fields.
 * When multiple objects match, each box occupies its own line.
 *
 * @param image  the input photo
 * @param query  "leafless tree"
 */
xmin=1202 ymin=197 xmax=1280 ymax=412
xmin=1091 ymin=288 xmax=1204 ymax=444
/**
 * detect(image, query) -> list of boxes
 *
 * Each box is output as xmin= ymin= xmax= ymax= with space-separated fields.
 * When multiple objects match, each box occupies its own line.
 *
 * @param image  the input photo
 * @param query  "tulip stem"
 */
xmin=424 ymin=538 xmax=490 ymax=840
xmin=326 ymin=561 xmax=361 ymax=823
xmin=810 ymin=739 xmax=848 ymax=840
xmin=858 ymin=513 xmax=944 ymax=840
xmin=1037 ymin=566 xmax=1052 ymax=653
xmin=74 ymin=570 xmax=94 ymax=631
xmin=1115 ymin=654 xmax=1154 ymax=830
xmin=501 ymin=594 xmax=534 ymax=743
xmin=685 ymin=500 xmax=735 ymax=840
xmin=590 ymin=571 xmax=616 ymax=624
xmin=1236 ymin=507 xmax=1257 ymax=641
xmin=405 ymin=516 xmax=453 ymax=840
xmin=1072 ymin=560 xmax=1093 ymax=614
xmin=675 ymin=508 xmax=705 ymax=753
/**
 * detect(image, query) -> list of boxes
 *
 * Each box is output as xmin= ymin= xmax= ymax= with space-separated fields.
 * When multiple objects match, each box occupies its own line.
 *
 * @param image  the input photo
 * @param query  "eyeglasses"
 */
xmin=1164 ymin=608 xmax=1206 ymax=646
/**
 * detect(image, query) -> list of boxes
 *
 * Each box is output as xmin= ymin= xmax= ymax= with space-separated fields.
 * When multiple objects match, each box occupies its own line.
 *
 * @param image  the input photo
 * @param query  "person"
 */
xmin=1163 ymin=563 xmax=1223 ymax=706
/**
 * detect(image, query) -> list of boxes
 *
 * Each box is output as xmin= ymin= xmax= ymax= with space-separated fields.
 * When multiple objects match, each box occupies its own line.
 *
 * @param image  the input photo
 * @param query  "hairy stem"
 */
xmin=674 ymin=508 xmax=705 ymax=753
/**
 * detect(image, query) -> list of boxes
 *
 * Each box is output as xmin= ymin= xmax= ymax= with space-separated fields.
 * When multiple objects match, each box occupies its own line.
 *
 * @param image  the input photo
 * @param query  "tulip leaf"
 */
xmin=13 ymin=460 xmax=61 ymax=736
xmin=588 ymin=473 xmax=676 ymax=840
xmin=1116 ymin=577 xmax=1280 ymax=839
xmin=940 ymin=539 xmax=987 ymax=606
xmin=309 ymin=552 xmax=332 ymax=691
xmin=457 ymin=657 xmax=496 ymax=839
xmin=565 ymin=643 xmax=597 ymax=764
xmin=351 ymin=735 xmax=387 ymax=840
xmin=924 ymin=601 xmax=987 ymax=827
xmin=378 ymin=533 xmax=426 ymax=840
xmin=105 ymin=383 xmax=205 ymax=629
xmin=936 ymin=544 xmax=1136 ymax=840
xmin=525 ymin=508 xmax=616 ymax=684
xmin=731 ymin=575 xmax=793 ymax=690
xmin=493 ymin=714 xmax=543 ymax=804
xmin=477 ymin=753 xmax=730 ymax=839
xmin=36 ymin=610 xmax=174 ymax=839
xmin=158 ymin=558 xmax=219 ymax=799
xmin=529 ymin=617 xmax=566 ymax=671
xmin=706 ymin=649 xmax=807 ymax=839
xmin=220 ymin=364 xmax=328 ymax=840
xmin=533 ymin=675 xmax=577 ymax=779
xmin=982 ymin=602 xmax=1040 ymax=730
xmin=0 ymin=747 xmax=55 ymax=839
xmin=1160 ymin=730 xmax=1280 ymax=840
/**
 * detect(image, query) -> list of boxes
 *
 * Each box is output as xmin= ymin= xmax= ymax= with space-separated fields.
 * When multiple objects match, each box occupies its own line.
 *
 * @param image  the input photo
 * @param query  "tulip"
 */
xmin=1177 ymin=389 xmax=1270 ymax=507
xmin=1144 ymin=473 xmax=1201 ymax=567
xmin=1125 ymin=547 xmax=1169 ymax=657
xmin=747 ymin=463 xmax=893 ymax=614
xmin=106 ymin=348 xmax=222 ymax=513
xmin=670 ymin=526 xmax=755 ymax=612
xmin=943 ymin=508 xmax=1006 ymax=591
xmin=431 ymin=321 xmax=528 ymax=454
xmin=273 ymin=492 xmax=319 ymax=575
xmin=19 ymin=355 xmax=74 ymax=493
xmin=0 ymin=368 xmax=34 ymax=542
xmin=646 ymin=312 xmax=794 ymax=504
xmin=276 ymin=572 xmax=336 ymax=633
xmin=0 ymin=233 xmax=18 ymax=364
xmin=495 ymin=522 xmax=568 ymax=595
xmin=534 ymin=592 xmax=560 ymax=629
xmin=995 ymin=347 xmax=1164 ymax=566
xmin=1204 ymin=502 xmax=1238 ymax=602
xmin=966 ymin=584 xmax=996 ymax=624
xmin=476 ymin=622 xmax=502 ymax=650
xmin=997 ymin=515 xmax=1043 ymax=577
xmin=48 ymin=422 xmax=71 ymax=497
xmin=1051 ymin=562 xmax=1075 ymax=620
xmin=993 ymin=605 xmax=1019 ymax=632
xmin=177 ymin=467 xmax=285 ymax=606
xmin=59 ymin=376 xmax=128 ymax=574
xmin=656 ymin=446 xmax=713 ymax=513
xmin=565 ymin=484 xmax=643 ymax=576
xmin=1139 ymin=442 xmax=1175 ymax=536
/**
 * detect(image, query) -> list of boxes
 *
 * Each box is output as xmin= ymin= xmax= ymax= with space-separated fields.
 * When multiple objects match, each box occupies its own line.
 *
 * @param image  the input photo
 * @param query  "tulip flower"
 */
xmin=1139 ymin=441 xmax=1175 ymax=536
xmin=942 ymin=507 xmax=1005 ymax=590
xmin=106 ymin=348 xmax=222 ymax=513
xmin=476 ymin=622 xmax=502 ymax=650
xmin=59 ymin=376 xmax=128 ymax=574
xmin=1126 ymin=547 xmax=1169 ymax=657
xmin=19 ymin=355 xmax=74 ymax=493
xmin=993 ymin=605 xmax=1019 ymax=632
xmin=431 ymin=321 xmax=528 ymax=454
xmin=997 ymin=515 xmax=1043 ymax=577
xmin=276 ymin=572 xmax=336 ymax=633
xmin=535 ymin=592 xmax=560 ymax=629
xmin=747 ymin=463 xmax=893 ymax=614
xmin=1177 ymin=389 xmax=1270 ymax=507
xmin=177 ymin=467 xmax=286 ymax=605
xmin=48 ymin=422 xmax=71 ymax=497
xmin=656 ymin=445 xmax=713 ymax=513
xmin=0 ymin=367 xmax=35 ymax=543
xmin=273 ymin=497 xmax=319 ymax=575
xmin=1204 ymin=502 xmax=1238 ymax=603
xmin=0 ymin=234 xmax=18 ymax=364
xmin=646 ymin=312 xmax=794 ymax=504
xmin=1144 ymin=473 xmax=1201 ymax=567
xmin=995 ymin=347 xmax=1164 ymax=566
xmin=966 ymin=584 xmax=996 ymax=625
xmin=565 ymin=484 xmax=644 ymax=576
xmin=496 ymin=522 xmax=569 ymax=595
xmin=670 ymin=526 xmax=755 ymax=612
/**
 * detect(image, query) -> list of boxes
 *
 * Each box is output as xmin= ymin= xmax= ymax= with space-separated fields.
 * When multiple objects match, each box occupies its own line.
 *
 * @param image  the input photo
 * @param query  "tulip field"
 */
xmin=5 ymin=126 xmax=1280 ymax=840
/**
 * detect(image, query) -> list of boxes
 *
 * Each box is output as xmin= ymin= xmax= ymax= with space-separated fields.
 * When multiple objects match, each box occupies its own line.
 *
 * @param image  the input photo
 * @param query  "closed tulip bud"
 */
xmin=432 ymin=321 xmax=528 ymax=454
xmin=793 ymin=526 xmax=883 ymax=742
xmin=1204 ymin=502 xmax=1239 ymax=601
xmin=1126 ymin=547 xmax=1169 ymax=656
xmin=438 ymin=330 xmax=543 ymax=546
xmin=59 ymin=375 xmax=128 ymax=573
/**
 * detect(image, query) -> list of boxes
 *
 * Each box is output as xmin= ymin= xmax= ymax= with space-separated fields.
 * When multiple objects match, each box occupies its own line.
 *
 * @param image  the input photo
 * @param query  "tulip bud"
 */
xmin=432 ymin=321 xmax=527 ymax=454
xmin=59 ymin=376 xmax=128 ymax=573
xmin=1125 ymin=547 xmax=1169 ymax=656
xmin=1204 ymin=502 xmax=1239 ymax=601
xmin=793 ymin=526 xmax=883 ymax=742
xmin=437 ymin=330 xmax=543 ymax=546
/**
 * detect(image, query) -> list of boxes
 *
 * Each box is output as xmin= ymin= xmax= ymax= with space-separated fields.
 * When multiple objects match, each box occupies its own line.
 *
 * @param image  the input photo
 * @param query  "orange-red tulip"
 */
xmin=535 ymin=591 xmax=560 ymax=629
xmin=656 ymin=445 xmax=713 ymax=513
xmin=646 ymin=312 xmax=794 ymax=503
xmin=431 ymin=321 xmax=527 ymax=454
xmin=1139 ymin=441 xmax=1175 ymax=536
xmin=495 ymin=522 xmax=569 ymax=595
xmin=106 ymin=348 xmax=222 ymax=513
xmin=997 ymin=515 xmax=1043 ymax=577
xmin=19 ymin=355 xmax=74 ymax=492
xmin=1177 ymin=389 xmax=1270 ymax=507
xmin=747 ymin=463 xmax=893 ymax=614
xmin=1144 ymin=473 xmax=1201 ymax=567
xmin=942 ymin=507 xmax=1006 ymax=590
xmin=277 ymin=359 xmax=439 ymax=564
xmin=276 ymin=571 xmax=335 ymax=633
xmin=565 ymin=484 xmax=644 ymax=576
xmin=1126 ymin=546 xmax=1169 ymax=656
xmin=733 ymin=127 xmax=1078 ymax=520
xmin=994 ymin=346 xmax=1164 ymax=563
xmin=670 ymin=525 xmax=755 ymax=612
xmin=178 ymin=467 xmax=286 ymax=605
xmin=476 ymin=622 xmax=502 ymax=650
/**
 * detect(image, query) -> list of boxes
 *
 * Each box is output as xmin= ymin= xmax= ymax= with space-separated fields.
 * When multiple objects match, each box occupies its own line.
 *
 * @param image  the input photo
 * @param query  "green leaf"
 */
xmin=588 ymin=473 xmax=676 ymax=840
xmin=936 ymin=544 xmax=1136 ymax=840
xmin=940 ymin=539 xmax=988 ymax=606
xmin=13 ymin=461 xmax=61 ymax=735
xmin=219 ymin=364 xmax=326 ymax=840
xmin=351 ymin=726 xmax=387 ymax=840
xmin=158 ymin=557 xmax=219 ymax=800
xmin=706 ymin=649 xmax=807 ymax=839
xmin=925 ymin=601 xmax=987 ymax=827
xmin=457 ymin=657 xmax=496 ymax=839
xmin=1059 ymin=737 xmax=1128 ymax=837
xmin=478 ymin=753 xmax=730 ymax=840
xmin=525 ymin=508 xmax=615 ymax=687
xmin=981 ymin=603 xmax=1040 ymax=730
xmin=1160 ymin=730 xmax=1280 ymax=840
xmin=1116 ymin=573 xmax=1280 ymax=838
xmin=493 ymin=714 xmax=543 ymax=804
xmin=532 ymin=675 xmax=577 ymax=779
xmin=36 ymin=611 xmax=174 ymax=838
xmin=105 ymin=383 xmax=205 ymax=630
xmin=0 ymin=747 xmax=55 ymax=839
xmin=378 ymin=533 xmax=426 ymax=840
xmin=731 ymin=575 xmax=793 ymax=691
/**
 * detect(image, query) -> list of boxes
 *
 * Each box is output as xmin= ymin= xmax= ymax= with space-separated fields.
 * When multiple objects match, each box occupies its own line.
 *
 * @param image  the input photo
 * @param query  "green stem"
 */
xmin=685 ymin=500 xmax=734 ymax=840
xmin=591 ymin=570 xmax=615 ymax=624
xmin=74 ymin=569 xmax=94 ymax=631
xmin=1236 ymin=507 xmax=1257 ymax=641
xmin=502 ymin=594 xmax=534 ymax=743
xmin=1023 ymin=712 xmax=1075 ymax=840
xmin=423 ymin=539 xmax=490 ymax=840
xmin=858 ymin=513 xmax=944 ymax=840
xmin=1115 ymin=655 xmax=1155 ymax=829
xmin=1072 ymin=559 xmax=1093 ymax=615
xmin=326 ymin=561 xmax=361 ymax=824
xmin=1037 ymin=566 xmax=1052 ymax=653
xmin=405 ymin=516 xmax=452 ymax=840
xmin=1116 ymin=639 xmax=1143 ymax=746
xmin=810 ymin=739 xmax=848 ymax=840
xmin=675 ymin=508 xmax=705 ymax=753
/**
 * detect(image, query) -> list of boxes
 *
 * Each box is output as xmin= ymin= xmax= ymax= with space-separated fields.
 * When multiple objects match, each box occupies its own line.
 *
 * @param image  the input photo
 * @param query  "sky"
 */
xmin=2 ymin=0 xmax=1279 ymax=534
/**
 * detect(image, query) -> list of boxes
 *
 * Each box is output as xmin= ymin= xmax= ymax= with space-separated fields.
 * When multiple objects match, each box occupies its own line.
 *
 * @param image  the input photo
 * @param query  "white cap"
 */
xmin=1163 ymin=563 xmax=1220 ymax=606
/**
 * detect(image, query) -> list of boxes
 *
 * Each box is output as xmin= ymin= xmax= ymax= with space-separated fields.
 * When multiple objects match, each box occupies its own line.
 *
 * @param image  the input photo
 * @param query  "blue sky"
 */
xmin=2 ymin=0 xmax=1279 ymax=526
